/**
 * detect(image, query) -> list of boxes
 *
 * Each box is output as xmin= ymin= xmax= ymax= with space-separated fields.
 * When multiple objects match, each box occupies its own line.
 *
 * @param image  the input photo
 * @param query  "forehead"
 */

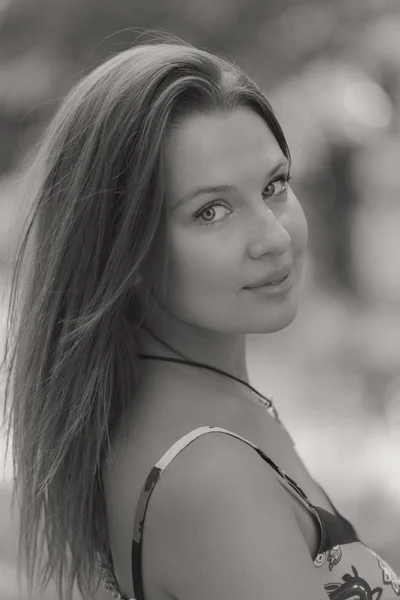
xmin=164 ymin=108 xmax=285 ymax=202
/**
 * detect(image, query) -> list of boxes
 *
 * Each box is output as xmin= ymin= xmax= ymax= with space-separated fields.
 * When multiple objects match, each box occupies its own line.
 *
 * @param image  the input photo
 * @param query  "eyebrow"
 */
xmin=173 ymin=157 xmax=290 ymax=210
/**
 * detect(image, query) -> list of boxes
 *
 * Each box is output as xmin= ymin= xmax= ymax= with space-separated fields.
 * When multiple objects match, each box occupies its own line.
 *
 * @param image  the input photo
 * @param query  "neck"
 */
xmin=138 ymin=313 xmax=250 ymax=385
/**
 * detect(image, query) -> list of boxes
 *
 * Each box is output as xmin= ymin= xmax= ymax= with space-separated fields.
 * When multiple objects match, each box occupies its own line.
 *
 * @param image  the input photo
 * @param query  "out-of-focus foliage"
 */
xmin=0 ymin=0 xmax=400 ymax=598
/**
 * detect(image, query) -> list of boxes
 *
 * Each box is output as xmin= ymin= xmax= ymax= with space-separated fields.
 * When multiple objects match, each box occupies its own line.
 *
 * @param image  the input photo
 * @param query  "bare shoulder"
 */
xmin=101 ymin=362 xmax=327 ymax=600
xmin=146 ymin=430 xmax=330 ymax=600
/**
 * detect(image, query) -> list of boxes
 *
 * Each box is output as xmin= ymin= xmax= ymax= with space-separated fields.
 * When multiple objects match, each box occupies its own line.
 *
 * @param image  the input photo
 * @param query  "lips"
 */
xmin=245 ymin=266 xmax=292 ymax=289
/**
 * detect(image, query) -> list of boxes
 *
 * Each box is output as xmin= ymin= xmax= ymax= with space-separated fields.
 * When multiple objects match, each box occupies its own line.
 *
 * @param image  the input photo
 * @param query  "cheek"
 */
xmin=165 ymin=228 xmax=241 ymax=317
xmin=166 ymin=231 xmax=226 ymax=293
xmin=164 ymin=237 xmax=238 ymax=327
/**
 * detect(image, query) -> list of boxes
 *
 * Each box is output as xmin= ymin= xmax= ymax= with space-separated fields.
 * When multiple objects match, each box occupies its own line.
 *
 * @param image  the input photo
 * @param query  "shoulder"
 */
xmin=147 ymin=427 xmax=290 ymax=531
xmin=102 ymin=364 xmax=312 ymax=599
xmin=146 ymin=430 xmax=329 ymax=600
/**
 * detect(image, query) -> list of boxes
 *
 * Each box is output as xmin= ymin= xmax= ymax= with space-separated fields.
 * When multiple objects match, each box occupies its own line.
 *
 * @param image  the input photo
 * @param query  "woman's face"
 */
xmin=160 ymin=107 xmax=308 ymax=335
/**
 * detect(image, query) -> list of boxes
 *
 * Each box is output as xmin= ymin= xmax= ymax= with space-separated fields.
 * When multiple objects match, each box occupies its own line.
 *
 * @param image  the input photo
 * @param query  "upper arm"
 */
xmin=148 ymin=432 xmax=329 ymax=600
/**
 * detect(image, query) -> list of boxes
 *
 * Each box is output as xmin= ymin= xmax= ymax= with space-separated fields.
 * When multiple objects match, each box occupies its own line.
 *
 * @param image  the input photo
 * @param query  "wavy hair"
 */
xmin=0 ymin=32 xmax=290 ymax=600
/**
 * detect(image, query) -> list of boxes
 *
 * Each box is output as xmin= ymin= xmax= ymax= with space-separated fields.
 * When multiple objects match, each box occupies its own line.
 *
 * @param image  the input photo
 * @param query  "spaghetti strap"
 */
xmin=130 ymin=425 xmax=326 ymax=600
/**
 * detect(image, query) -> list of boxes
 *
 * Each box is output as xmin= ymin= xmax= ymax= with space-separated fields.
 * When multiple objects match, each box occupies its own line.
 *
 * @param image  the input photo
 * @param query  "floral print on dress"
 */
xmin=362 ymin=544 xmax=400 ymax=597
xmin=314 ymin=541 xmax=400 ymax=599
xmin=324 ymin=564 xmax=384 ymax=599
xmin=314 ymin=545 xmax=343 ymax=571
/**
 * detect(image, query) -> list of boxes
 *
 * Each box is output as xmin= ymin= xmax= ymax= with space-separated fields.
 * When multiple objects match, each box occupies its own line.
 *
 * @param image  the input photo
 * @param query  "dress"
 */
xmin=100 ymin=421 xmax=400 ymax=600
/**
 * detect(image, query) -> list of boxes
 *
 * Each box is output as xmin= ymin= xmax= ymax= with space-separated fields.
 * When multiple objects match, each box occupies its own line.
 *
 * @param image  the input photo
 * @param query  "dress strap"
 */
xmin=131 ymin=425 xmax=324 ymax=600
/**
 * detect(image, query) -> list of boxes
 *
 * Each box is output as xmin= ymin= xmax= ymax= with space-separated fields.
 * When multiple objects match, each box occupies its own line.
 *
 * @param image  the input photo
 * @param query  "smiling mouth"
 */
xmin=262 ymin=272 xmax=290 ymax=286
xmin=246 ymin=271 xmax=291 ymax=289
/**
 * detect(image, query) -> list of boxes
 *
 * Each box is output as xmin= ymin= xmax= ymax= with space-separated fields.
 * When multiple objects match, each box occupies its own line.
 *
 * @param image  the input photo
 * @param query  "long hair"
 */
xmin=0 ymin=33 xmax=290 ymax=600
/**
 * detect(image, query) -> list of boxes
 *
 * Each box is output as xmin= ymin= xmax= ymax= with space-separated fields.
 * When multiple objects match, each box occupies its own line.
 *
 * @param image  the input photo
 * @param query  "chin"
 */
xmin=259 ymin=303 xmax=299 ymax=334
xmin=268 ymin=313 xmax=297 ymax=333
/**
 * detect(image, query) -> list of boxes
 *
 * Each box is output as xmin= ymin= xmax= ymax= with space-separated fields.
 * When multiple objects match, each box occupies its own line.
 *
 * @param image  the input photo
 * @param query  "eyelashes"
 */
xmin=264 ymin=173 xmax=292 ymax=197
xmin=194 ymin=173 xmax=292 ymax=227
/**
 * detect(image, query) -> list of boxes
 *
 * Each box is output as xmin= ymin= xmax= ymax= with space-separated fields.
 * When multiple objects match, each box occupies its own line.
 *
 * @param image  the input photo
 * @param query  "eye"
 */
xmin=263 ymin=173 xmax=292 ymax=198
xmin=193 ymin=172 xmax=292 ymax=227
xmin=194 ymin=200 xmax=232 ymax=227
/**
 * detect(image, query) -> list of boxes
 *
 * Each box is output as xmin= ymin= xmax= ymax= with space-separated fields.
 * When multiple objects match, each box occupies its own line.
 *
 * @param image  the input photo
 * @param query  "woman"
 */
xmin=2 ymin=36 xmax=399 ymax=600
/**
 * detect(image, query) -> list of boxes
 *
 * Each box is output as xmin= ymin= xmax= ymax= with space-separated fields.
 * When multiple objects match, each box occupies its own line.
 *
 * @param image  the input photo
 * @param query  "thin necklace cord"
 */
xmin=137 ymin=326 xmax=280 ymax=421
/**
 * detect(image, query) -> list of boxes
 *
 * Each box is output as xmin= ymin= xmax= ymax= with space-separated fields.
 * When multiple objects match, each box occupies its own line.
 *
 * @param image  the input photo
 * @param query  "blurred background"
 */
xmin=0 ymin=0 xmax=399 ymax=597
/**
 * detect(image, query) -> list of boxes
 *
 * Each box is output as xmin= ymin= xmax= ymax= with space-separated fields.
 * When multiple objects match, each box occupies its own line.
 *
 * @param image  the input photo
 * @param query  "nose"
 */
xmin=247 ymin=207 xmax=291 ymax=257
